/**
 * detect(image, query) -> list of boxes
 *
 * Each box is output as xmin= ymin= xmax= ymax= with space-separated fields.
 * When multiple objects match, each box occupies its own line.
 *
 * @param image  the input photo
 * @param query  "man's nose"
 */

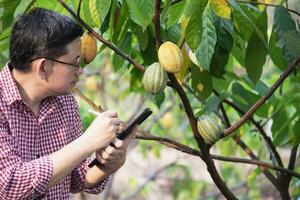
xmin=77 ymin=67 xmax=83 ymax=75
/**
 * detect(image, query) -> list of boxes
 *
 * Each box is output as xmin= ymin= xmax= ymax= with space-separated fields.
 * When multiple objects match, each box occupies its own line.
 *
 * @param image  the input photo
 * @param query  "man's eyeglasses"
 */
xmin=30 ymin=57 xmax=81 ymax=69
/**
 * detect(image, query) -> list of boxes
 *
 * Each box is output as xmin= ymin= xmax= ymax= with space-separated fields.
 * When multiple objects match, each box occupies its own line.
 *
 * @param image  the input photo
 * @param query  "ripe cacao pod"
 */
xmin=197 ymin=115 xmax=223 ymax=144
xmin=158 ymin=41 xmax=183 ymax=73
xmin=81 ymin=32 xmax=97 ymax=64
xmin=142 ymin=62 xmax=167 ymax=95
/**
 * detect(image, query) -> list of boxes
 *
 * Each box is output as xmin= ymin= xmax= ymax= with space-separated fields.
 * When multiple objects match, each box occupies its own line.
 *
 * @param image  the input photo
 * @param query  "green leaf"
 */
xmin=81 ymin=0 xmax=96 ymax=27
xmin=245 ymin=10 xmax=268 ymax=84
xmin=191 ymin=64 xmax=213 ymax=102
xmin=166 ymin=0 xmax=185 ymax=28
xmin=112 ymin=32 xmax=132 ymax=71
xmin=210 ymin=0 xmax=231 ymax=19
xmin=0 ymin=27 xmax=10 ymax=50
xmin=230 ymin=31 xmax=246 ymax=66
xmin=112 ymin=3 xmax=129 ymax=44
xmin=185 ymin=0 xmax=208 ymax=50
xmin=180 ymin=0 xmax=205 ymax=21
xmin=291 ymin=117 xmax=300 ymax=145
xmin=99 ymin=0 xmax=111 ymax=23
xmin=165 ymin=23 xmax=181 ymax=44
xmin=268 ymin=29 xmax=288 ymax=71
xmin=89 ymin=0 xmax=101 ymax=28
xmin=125 ymin=0 xmax=154 ymax=31
xmin=195 ymin=3 xmax=217 ymax=70
xmin=140 ymin=33 xmax=157 ymax=66
xmin=13 ymin=0 xmax=34 ymax=18
xmin=231 ymin=82 xmax=269 ymax=118
xmin=271 ymin=107 xmax=290 ymax=146
xmin=204 ymin=95 xmax=221 ymax=114
xmin=228 ymin=0 xmax=266 ymax=45
xmin=0 ymin=0 xmax=21 ymax=31
xmin=278 ymin=31 xmax=300 ymax=65
xmin=135 ymin=25 xmax=148 ymax=51
xmin=245 ymin=31 xmax=267 ymax=84
xmin=185 ymin=12 xmax=202 ymax=51
xmin=152 ymin=91 xmax=166 ymax=108
xmin=210 ymin=19 xmax=233 ymax=77
xmin=247 ymin=168 xmax=262 ymax=187
xmin=232 ymin=9 xmax=253 ymax=41
xmin=273 ymin=5 xmax=300 ymax=64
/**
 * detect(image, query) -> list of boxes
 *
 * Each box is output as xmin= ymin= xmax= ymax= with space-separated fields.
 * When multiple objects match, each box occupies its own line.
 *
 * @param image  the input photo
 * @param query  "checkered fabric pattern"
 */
xmin=0 ymin=64 xmax=107 ymax=199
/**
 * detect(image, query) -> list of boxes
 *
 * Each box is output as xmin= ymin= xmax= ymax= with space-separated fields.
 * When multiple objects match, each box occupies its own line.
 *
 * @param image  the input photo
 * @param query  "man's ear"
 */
xmin=36 ymin=59 xmax=51 ymax=81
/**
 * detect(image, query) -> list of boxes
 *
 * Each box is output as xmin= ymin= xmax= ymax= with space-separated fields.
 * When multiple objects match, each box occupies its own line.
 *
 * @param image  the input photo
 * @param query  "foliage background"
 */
xmin=1 ymin=0 xmax=300 ymax=199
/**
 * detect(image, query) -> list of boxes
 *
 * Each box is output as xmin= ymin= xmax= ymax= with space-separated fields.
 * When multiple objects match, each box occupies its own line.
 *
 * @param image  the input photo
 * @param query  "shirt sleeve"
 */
xmin=68 ymin=95 xmax=108 ymax=194
xmin=70 ymin=157 xmax=109 ymax=194
xmin=0 ymin=113 xmax=53 ymax=199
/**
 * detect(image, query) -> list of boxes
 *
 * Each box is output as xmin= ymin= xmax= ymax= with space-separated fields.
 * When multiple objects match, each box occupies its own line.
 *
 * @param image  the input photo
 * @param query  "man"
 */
xmin=0 ymin=7 xmax=136 ymax=199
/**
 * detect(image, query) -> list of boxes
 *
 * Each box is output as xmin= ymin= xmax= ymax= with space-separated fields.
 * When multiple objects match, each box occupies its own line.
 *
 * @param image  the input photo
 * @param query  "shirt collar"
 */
xmin=0 ymin=63 xmax=23 ymax=105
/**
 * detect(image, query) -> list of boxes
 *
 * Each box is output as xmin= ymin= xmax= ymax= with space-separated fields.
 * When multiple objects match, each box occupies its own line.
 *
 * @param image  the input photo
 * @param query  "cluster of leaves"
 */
xmin=1 ymin=0 xmax=300 ymax=199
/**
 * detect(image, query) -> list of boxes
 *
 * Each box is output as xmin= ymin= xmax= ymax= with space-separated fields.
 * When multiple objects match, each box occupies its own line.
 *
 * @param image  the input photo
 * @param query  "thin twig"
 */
xmin=77 ymin=0 xmax=83 ymax=18
xmin=236 ymin=0 xmax=300 ymax=16
xmin=72 ymin=87 xmax=103 ymax=111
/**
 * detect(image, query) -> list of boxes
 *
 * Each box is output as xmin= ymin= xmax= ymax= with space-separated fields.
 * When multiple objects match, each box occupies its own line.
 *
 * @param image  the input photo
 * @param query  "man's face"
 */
xmin=44 ymin=37 xmax=83 ymax=95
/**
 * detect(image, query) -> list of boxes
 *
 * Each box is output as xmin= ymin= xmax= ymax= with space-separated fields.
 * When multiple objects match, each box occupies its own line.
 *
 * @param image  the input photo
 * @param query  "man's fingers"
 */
xmin=103 ymin=110 xmax=118 ymax=118
xmin=112 ymin=138 xmax=123 ymax=148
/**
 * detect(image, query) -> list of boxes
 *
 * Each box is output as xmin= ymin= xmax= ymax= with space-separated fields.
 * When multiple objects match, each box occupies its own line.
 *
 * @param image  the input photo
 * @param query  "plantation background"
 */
xmin=1 ymin=0 xmax=300 ymax=199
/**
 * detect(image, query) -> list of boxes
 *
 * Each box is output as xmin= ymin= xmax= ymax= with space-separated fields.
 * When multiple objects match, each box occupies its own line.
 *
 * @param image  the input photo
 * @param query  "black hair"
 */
xmin=9 ymin=7 xmax=84 ymax=71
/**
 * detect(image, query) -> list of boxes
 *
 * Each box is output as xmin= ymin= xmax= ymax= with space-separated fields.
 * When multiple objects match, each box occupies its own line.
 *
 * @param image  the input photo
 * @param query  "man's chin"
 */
xmin=55 ymin=88 xmax=74 ymax=96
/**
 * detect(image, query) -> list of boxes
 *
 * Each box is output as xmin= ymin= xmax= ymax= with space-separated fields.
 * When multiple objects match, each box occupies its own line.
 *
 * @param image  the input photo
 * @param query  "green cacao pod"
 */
xmin=197 ymin=115 xmax=223 ymax=144
xmin=158 ymin=41 xmax=183 ymax=73
xmin=142 ymin=62 xmax=167 ymax=94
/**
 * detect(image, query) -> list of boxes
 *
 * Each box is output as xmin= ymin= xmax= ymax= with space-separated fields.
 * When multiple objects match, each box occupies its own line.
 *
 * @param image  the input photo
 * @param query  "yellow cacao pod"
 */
xmin=161 ymin=112 xmax=174 ymax=129
xmin=197 ymin=115 xmax=223 ymax=144
xmin=142 ymin=62 xmax=167 ymax=95
xmin=81 ymin=32 xmax=97 ymax=64
xmin=85 ymin=76 xmax=98 ymax=91
xmin=158 ymin=41 xmax=183 ymax=73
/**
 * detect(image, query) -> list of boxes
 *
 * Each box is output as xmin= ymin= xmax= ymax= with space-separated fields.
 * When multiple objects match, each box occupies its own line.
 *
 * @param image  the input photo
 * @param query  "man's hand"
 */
xmin=84 ymin=110 xmax=121 ymax=151
xmin=95 ymin=126 xmax=138 ymax=174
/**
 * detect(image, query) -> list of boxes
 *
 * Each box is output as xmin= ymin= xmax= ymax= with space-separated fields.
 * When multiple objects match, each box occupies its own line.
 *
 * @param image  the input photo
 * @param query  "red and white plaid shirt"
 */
xmin=0 ymin=64 xmax=107 ymax=199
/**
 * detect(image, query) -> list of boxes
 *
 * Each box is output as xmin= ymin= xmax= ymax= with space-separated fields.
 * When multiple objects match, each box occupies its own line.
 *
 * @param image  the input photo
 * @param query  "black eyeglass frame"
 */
xmin=30 ymin=57 xmax=81 ymax=69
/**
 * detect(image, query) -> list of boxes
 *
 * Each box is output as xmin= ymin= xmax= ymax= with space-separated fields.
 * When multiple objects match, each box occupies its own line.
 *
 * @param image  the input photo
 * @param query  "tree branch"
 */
xmin=137 ymin=135 xmax=300 ymax=179
xmin=167 ymin=74 xmax=238 ymax=199
xmin=285 ymin=145 xmax=299 ymax=186
xmin=57 ymin=0 xmax=145 ymax=72
xmin=236 ymin=0 xmax=300 ymax=16
xmin=218 ymin=94 xmax=284 ymax=168
xmin=71 ymin=86 xmax=300 ymax=180
xmin=154 ymin=0 xmax=163 ymax=47
xmin=223 ymin=57 xmax=300 ymax=136
xmin=219 ymin=102 xmax=279 ymax=189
